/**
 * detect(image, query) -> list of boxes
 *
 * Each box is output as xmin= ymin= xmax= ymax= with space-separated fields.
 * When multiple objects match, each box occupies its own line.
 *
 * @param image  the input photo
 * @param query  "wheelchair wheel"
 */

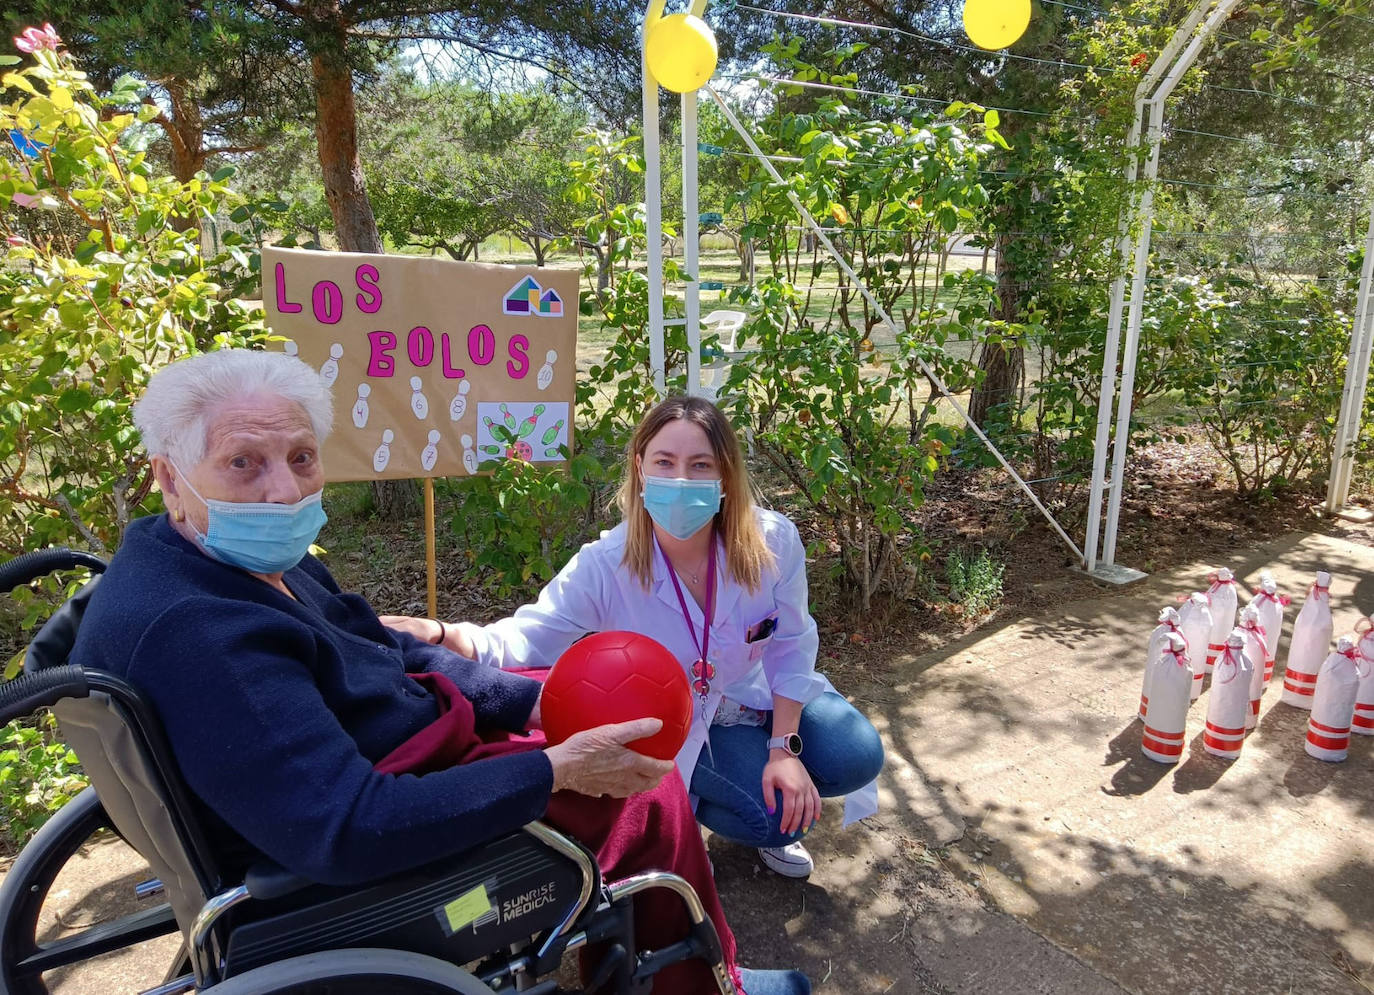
xmin=208 ymin=948 xmax=494 ymax=994
xmin=0 ymin=786 xmax=180 ymax=995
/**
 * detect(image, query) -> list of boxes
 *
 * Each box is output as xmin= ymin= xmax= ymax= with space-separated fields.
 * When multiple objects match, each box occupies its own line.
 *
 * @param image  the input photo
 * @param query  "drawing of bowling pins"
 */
xmin=320 ymin=343 xmax=342 ymax=386
xmin=409 ymin=376 xmax=429 ymax=419
xmin=351 ymin=383 xmax=371 ymax=429
xmin=518 ymin=404 xmax=545 ymax=440
xmin=537 ymin=350 xmax=557 ymax=391
xmin=540 ymin=419 xmax=566 ymax=447
xmin=449 ymin=379 xmax=471 ymax=421
xmin=461 ymin=434 xmax=477 ymax=475
xmin=283 ymin=339 xmax=298 ymax=358
xmin=373 ymin=429 xmax=394 ymax=473
xmin=421 ymin=429 xmax=440 ymax=472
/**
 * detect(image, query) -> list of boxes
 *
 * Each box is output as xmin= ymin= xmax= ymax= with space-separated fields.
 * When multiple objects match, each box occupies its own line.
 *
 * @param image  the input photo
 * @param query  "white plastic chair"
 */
xmin=698 ymin=310 xmax=746 ymax=402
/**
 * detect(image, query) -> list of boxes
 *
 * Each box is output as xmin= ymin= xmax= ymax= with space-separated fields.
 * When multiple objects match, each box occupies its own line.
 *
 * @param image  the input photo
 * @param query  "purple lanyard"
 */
xmin=659 ymin=530 xmax=717 ymax=700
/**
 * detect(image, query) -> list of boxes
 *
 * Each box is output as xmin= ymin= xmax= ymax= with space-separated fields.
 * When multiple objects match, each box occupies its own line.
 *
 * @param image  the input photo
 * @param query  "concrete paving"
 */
xmin=866 ymin=529 xmax=1374 ymax=994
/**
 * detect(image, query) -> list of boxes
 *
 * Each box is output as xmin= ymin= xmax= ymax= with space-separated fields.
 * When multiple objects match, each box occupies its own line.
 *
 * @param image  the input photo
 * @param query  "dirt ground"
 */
xmin=3 ymin=438 xmax=1372 ymax=993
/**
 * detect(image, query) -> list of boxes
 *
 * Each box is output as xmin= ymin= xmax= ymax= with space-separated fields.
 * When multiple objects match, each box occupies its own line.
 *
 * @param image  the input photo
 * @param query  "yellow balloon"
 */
xmin=962 ymin=0 xmax=1031 ymax=50
xmin=645 ymin=13 xmax=718 ymax=94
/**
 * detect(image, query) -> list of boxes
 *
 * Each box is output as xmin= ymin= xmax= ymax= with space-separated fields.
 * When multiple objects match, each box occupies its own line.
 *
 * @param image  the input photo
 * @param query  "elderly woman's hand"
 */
xmin=545 ymin=718 xmax=675 ymax=798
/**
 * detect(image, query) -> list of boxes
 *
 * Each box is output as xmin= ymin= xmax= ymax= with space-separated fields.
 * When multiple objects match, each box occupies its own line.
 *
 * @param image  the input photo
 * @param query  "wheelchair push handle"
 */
xmin=0 ymin=665 xmax=90 ymax=725
xmin=0 ymin=547 xmax=107 ymax=592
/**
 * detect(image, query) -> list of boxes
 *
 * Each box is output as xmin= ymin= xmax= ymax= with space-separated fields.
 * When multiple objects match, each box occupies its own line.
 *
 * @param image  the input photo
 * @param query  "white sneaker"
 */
xmin=758 ymin=841 xmax=813 ymax=878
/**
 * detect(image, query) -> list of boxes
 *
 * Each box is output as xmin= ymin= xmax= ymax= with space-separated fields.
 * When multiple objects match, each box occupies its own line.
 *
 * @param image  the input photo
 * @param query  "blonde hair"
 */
xmin=616 ymin=396 xmax=774 ymax=591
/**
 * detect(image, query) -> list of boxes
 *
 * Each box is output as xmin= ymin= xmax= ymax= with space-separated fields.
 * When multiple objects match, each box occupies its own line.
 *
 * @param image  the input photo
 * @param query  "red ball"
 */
xmin=542 ymin=631 xmax=692 ymax=761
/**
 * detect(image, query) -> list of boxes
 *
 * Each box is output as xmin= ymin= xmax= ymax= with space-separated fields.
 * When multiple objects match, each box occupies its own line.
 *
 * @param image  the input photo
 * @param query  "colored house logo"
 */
xmin=503 ymin=276 xmax=563 ymax=317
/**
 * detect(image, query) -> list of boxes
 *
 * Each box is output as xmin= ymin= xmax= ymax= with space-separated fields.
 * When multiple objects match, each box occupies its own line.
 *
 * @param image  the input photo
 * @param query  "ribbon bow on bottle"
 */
xmin=1253 ymin=587 xmax=1291 ymax=607
xmin=1216 ymin=643 xmax=1242 ymax=684
xmin=1207 ymin=572 xmax=1237 ymax=595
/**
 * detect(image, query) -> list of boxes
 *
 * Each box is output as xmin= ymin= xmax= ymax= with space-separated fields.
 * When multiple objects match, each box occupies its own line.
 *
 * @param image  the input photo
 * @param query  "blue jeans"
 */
xmin=689 ymin=692 xmax=884 ymax=848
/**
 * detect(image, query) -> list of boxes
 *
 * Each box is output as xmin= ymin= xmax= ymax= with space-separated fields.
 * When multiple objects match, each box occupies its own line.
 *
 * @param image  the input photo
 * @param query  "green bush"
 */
xmin=1168 ymin=278 xmax=1350 ymax=495
xmin=0 ymin=32 xmax=263 ymax=556
xmin=945 ymin=547 xmax=1005 ymax=616
xmin=0 ymin=710 xmax=85 ymax=853
xmin=450 ymin=452 xmax=613 ymax=598
xmin=724 ymin=44 xmax=1005 ymax=609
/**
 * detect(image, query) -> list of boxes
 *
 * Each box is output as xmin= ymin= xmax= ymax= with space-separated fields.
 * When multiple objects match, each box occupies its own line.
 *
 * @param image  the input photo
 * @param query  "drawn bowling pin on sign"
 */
xmin=460 ymin=434 xmax=477 ymax=475
xmin=540 ymin=419 xmax=566 ymax=447
xmin=320 ymin=344 xmax=343 ymax=387
xmin=351 ymin=383 xmax=371 ymax=429
xmin=421 ymin=429 xmax=440 ymax=472
xmin=373 ymin=429 xmax=394 ymax=473
xmin=537 ymin=350 xmax=557 ymax=391
xmin=410 ymin=376 xmax=429 ymax=420
xmin=449 ymin=379 xmax=471 ymax=421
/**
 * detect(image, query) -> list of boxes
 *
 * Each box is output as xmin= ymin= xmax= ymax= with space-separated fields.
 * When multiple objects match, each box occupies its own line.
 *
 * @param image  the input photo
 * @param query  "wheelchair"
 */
xmin=0 ymin=548 xmax=735 ymax=994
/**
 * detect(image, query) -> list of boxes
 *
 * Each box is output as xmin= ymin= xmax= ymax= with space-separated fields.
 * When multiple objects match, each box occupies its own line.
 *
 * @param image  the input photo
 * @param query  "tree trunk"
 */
xmin=158 ymin=80 xmax=206 ymax=233
xmin=969 ymin=231 xmax=1025 ymax=427
xmin=311 ymin=35 xmax=382 ymax=255
xmin=308 ymin=3 xmax=418 ymax=519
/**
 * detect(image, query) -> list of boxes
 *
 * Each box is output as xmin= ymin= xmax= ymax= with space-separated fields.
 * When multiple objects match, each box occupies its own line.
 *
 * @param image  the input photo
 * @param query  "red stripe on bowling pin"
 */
xmin=1306 ymin=723 xmax=1350 ymax=753
xmin=1202 ymin=719 xmax=1244 ymax=758
xmin=1283 ymin=671 xmax=1317 ymax=696
xmin=1141 ymin=725 xmax=1185 ymax=762
xmin=1352 ymin=703 xmax=1374 ymax=733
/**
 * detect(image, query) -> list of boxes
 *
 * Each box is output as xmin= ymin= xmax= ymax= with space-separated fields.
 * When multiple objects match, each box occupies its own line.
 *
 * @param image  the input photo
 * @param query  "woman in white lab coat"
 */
xmin=392 ymin=396 xmax=883 ymax=878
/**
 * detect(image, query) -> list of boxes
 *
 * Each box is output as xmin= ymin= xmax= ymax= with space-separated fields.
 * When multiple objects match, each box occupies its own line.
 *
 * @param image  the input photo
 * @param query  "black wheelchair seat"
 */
xmin=0 ymin=548 xmax=733 ymax=995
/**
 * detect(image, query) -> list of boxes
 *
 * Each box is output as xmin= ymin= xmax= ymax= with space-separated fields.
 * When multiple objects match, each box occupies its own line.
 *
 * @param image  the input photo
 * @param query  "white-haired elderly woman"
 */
xmin=69 ymin=349 xmax=809 ymax=995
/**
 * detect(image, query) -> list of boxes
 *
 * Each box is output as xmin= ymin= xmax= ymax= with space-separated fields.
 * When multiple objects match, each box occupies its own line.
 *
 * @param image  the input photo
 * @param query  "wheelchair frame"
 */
xmin=0 ymin=548 xmax=735 ymax=995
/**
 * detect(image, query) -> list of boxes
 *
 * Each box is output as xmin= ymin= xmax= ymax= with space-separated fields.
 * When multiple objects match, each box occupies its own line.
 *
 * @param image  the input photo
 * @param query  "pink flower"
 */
xmin=7 ymin=235 xmax=26 ymax=246
xmin=15 ymin=23 xmax=61 ymax=54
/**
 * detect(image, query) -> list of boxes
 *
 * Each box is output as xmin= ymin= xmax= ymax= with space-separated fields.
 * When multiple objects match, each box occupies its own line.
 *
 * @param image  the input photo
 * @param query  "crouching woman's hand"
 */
xmin=545 ymin=718 xmax=674 ymax=798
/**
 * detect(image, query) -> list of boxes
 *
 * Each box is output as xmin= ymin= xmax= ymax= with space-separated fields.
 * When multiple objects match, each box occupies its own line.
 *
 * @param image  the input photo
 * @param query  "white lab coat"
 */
xmin=457 ymin=507 xmax=879 ymax=825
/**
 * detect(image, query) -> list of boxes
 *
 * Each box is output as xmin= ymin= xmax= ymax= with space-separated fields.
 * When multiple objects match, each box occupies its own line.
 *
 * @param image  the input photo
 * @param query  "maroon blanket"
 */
xmin=376 ymin=671 xmax=740 ymax=994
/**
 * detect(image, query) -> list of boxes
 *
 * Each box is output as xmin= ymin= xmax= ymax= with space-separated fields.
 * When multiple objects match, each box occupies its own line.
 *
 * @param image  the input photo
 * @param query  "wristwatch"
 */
xmin=766 ymin=732 xmax=803 ymax=757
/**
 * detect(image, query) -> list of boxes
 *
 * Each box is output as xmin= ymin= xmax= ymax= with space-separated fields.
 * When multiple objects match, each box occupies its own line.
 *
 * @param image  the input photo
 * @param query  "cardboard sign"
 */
xmin=262 ymin=247 xmax=577 ymax=482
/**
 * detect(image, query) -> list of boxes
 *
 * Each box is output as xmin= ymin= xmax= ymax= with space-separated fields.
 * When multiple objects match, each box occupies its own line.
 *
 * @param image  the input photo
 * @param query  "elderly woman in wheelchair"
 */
xmin=0 ymin=349 xmax=809 ymax=995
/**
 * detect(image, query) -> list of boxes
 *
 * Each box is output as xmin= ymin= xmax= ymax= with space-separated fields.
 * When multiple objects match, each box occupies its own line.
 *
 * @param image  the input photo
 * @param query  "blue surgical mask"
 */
xmin=173 ymin=463 xmax=327 ymax=574
xmin=641 ymin=476 xmax=722 ymax=541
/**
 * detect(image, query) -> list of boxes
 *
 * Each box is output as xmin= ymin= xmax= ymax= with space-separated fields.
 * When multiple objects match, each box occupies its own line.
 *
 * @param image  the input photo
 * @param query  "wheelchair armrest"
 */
xmin=243 ymin=861 xmax=315 ymax=902
xmin=0 ymin=666 xmax=89 ymax=725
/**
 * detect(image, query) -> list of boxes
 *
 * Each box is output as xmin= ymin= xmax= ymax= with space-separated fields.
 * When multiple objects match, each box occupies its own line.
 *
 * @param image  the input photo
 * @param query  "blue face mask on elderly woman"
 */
xmin=172 ymin=463 xmax=327 ymax=573
xmin=641 ymin=476 xmax=722 ymax=540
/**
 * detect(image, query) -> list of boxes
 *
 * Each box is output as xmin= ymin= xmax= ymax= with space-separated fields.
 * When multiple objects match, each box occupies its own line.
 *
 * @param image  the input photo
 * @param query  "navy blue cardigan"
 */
xmin=70 ymin=514 xmax=552 ymax=885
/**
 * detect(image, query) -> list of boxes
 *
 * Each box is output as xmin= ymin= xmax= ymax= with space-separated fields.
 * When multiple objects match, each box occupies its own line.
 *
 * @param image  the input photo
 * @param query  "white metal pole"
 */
xmin=642 ymin=1 xmax=667 ymax=395
xmin=1326 ymin=200 xmax=1374 ymax=513
xmin=683 ymin=89 xmax=702 ymax=397
xmin=1084 ymin=102 xmax=1145 ymax=572
xmin=1101 ymin=0 xmax=1243 ymax=566
xmin=1102 ymin=96 xmax=1164 ymax=566
xmin=1082 ymin=0 xmax=1214 ymax=572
